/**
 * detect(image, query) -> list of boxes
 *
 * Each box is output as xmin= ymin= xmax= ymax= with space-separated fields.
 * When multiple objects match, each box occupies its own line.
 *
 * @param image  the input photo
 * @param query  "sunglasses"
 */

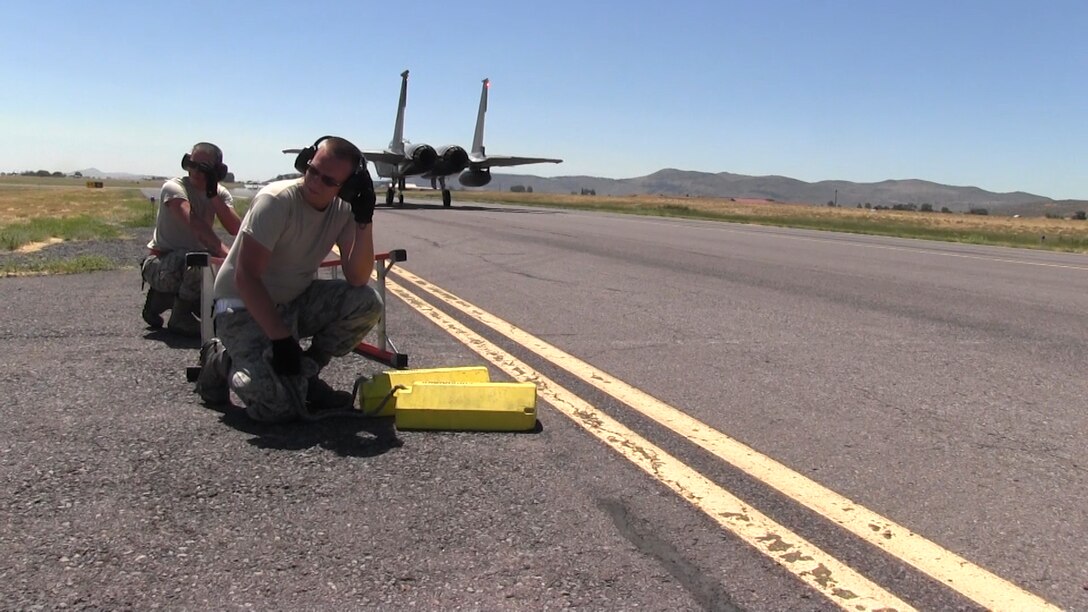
xmin=305 ymin=163 xmax=344 ymax=188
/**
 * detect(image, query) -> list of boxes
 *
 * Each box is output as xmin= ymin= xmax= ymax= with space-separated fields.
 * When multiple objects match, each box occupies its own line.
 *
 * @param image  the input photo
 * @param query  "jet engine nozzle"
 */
xmin=458 ymin=167 xmax=492 ymax=187
xmin=430 ymin=145 xmax=469 ymax=176
xmin=402 ymin=143 xmax=437 ymax=175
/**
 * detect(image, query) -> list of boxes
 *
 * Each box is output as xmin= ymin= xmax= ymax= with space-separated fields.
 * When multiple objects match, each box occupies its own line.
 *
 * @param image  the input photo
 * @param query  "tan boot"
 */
xmin=167 ymin=297 xmax=201 ymax=337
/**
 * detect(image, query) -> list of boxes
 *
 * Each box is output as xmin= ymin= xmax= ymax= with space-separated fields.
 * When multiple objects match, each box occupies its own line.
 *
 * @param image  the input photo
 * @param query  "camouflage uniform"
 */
xmin=215 ymin=279 xmax=383 ymax=423
xmin=140 ymin=250 xmax=202 ymax=302
xmin=142 ymin=176 xmax=233 ymax=333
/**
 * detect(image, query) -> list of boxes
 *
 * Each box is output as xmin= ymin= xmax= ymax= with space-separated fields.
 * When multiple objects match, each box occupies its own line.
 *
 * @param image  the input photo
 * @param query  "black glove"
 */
xmin=270 ymin=336 xmax=302 ymax=377
xmin=201 ymin=166 xmax=218 ymax=199
xmin=349 ymin=172 xmax=376 ymax=224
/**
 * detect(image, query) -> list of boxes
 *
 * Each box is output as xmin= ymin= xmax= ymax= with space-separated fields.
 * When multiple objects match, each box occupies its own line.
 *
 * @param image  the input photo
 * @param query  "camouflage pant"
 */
xmin=140 ymin=251 xmax=202 ymax=301
xmin=216 ymin=280 xmax=384 ymax=423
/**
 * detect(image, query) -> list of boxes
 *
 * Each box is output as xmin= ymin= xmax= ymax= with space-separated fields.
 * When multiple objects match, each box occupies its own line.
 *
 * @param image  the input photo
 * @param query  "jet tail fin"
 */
xmin=390 ymin=70 xmax=410 ymax=154
xmin=471 ymin=78 xmax=489 ymax=158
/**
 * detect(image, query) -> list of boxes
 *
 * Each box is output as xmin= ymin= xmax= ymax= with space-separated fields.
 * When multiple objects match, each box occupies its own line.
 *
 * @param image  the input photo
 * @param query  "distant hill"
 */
xmin=66 ymin=164 xmax=1086 ymax=216
xmin=472 ymin=168 xmax=1082 ymax=215
xmin=75 ymin=167 xmax=165 ymax=180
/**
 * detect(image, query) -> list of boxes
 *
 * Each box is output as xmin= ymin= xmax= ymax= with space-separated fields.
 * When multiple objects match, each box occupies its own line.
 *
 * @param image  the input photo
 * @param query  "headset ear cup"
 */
xmin=294 ymin=147 xmax=316 ymax=174
xmin=216 ymin=163 xmax=229 ymax=181
xmin=181 ymin=153 xmax=192 ymax=171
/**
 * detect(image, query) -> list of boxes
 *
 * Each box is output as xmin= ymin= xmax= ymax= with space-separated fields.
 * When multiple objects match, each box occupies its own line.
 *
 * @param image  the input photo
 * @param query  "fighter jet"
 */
xmin=365 ymin=70 xmax=445 ymax=207
xmin=422 ymin=78 xmax=563 ymax=207
xmin=281 ymin=70 xmax=454 ymax=207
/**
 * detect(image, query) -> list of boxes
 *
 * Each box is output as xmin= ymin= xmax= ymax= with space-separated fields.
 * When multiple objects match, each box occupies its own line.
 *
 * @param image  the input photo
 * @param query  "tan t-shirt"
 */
xmin=147 ymin=177 xmax=234 ymax=251
xmin=213 ymin=179 xmax=354 ymax=305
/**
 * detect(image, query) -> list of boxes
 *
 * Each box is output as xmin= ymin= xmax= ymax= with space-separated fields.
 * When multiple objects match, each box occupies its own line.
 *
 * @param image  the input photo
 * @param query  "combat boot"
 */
xmin=195 ymin=338 xmax=231 ymax=404
xmin=167 ymin=297 xmax=201 ymax=337
xmin=306 ymin=376 xmax=354 ymax=412
xmin=141 ymin=288 xmax=173 ymax=329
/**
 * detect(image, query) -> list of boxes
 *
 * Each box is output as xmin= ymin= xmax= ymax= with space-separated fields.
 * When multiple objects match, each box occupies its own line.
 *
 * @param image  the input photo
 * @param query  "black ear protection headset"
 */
xmin=293 ymin=135 xmax=374 ymax=204
xmin=181 ymin=142 xmax=229 ymax=181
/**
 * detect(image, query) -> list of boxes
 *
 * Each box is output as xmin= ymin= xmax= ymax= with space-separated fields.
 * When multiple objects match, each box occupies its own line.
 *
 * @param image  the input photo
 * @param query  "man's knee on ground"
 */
xmin=230 ymin=366 xmax=302 ymax=423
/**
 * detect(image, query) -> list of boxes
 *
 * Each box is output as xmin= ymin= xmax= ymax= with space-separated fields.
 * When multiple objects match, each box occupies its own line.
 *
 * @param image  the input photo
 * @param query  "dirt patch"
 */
xmin=15 ymin=237 xmax=63 ymax=253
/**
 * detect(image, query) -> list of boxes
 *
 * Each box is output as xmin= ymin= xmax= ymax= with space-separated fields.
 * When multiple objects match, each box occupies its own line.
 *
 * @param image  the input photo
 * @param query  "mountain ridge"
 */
xmin=69 ymin=165 xmax=1086 ymax=215
xmin=474 ymin=168 xmax=1065 ymax=213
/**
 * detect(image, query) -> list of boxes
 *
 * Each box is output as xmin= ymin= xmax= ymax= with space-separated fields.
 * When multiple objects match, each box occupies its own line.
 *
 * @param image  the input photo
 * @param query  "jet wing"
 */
xmin=469 ymin=155 xmax=563 ymax=168
xmin=362 ymin=149 xmax=410 ymax=166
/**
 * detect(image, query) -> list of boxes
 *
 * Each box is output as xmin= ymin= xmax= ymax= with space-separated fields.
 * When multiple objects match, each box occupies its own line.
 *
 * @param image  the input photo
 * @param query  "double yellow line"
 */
xmin=387 ymin=268 xmax=1058 ymax=612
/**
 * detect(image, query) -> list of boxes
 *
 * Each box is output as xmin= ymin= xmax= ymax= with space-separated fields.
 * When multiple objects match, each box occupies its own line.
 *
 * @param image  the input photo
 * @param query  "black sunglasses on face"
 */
xmin=305 ymin=163 xmax=343 ymax=188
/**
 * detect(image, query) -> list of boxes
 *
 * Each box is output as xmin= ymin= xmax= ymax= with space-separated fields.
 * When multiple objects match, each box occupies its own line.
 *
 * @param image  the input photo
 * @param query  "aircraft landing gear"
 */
xmin=396 ymin=177 xmax=406 ymax=207
xmin=437 ymin=176 xmax=452 ymax=208
xmin=385 ymin=187 xmax=395 ymax=207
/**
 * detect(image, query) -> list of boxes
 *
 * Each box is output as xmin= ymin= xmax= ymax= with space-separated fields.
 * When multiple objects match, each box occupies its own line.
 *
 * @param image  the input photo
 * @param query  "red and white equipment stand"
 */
xmin=184 ymin=249 xmax=409 ymax=382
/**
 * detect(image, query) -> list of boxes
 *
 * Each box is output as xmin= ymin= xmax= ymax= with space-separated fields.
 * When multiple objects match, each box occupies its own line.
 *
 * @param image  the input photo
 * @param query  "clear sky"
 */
xmin=2 ymin=1 xmax=1085 ymax=199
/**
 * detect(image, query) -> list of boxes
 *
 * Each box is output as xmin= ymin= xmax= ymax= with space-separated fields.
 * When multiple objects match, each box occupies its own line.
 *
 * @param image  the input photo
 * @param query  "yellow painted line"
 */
xmin=391 ymin=267 xmax=1060 ymax=612
xmin=386 ymin=278 xmax=915 ymax=612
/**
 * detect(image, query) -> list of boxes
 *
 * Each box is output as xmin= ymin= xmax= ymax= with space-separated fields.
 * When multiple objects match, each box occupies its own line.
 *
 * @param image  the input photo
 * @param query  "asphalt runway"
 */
xmin=2 ymin=197 xmax=1086 ymax=610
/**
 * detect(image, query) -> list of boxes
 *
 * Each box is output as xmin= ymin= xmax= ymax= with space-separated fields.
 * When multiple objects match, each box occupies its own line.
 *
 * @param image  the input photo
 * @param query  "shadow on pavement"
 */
xmin=396 ymin=418 xmax=545 ymax=435
xmin=143 ymin=328 xmax=202 ymax=350
xmin=207 ymin=403 xmax=403 ymax=457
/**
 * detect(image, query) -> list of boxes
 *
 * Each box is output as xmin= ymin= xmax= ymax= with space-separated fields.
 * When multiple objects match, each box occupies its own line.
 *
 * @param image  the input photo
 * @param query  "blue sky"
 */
xmin=2 ymin=1 xmax=1085 ymax=199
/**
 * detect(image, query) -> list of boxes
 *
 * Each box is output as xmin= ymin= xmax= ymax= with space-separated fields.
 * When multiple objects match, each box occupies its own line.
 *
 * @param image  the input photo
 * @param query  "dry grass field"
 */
xmin=0 ymin=179 xmax=155 ymax=273
xmin=0 ymin=184 xmax=149 ymax=225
